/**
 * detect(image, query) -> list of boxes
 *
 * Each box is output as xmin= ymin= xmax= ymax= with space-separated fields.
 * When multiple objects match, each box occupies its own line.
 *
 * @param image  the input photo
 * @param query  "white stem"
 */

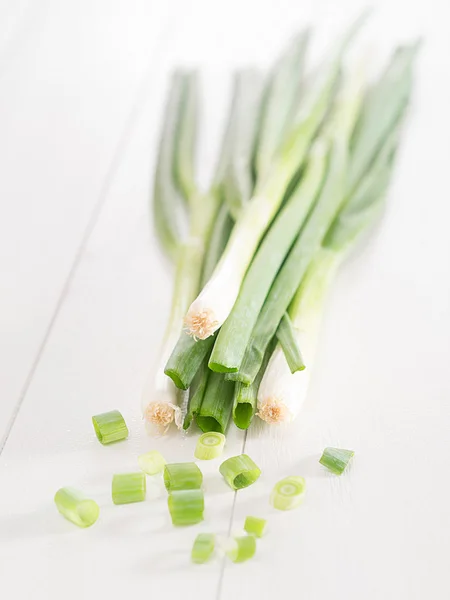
xmin=258 ymin=249 xmax=339 ymax=424
xmin=185 ymin=167 xmax=292 ymax=339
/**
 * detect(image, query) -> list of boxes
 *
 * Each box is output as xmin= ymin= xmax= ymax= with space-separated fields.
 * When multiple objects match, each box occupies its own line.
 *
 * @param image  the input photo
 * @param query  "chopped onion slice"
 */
xmin=168 ymin=489 xmax=204 ymax=526
xmin=219 ymin=454 xmax=261 ymax=490
xmin=244 ymin=516 xmax=267 ymax=538
xmin=194 ymin=432 xmax=226 ymax=460
xmin=92 ymin=410 xmax=128 ymax=444
xmin=225 ymin=535 xmax=256 ymax=563
xmin=191 ymin=533 xmax=215 ymax=563
xmin=270 ymin=476 xmax=306 ymax=510
xmin=163 ymin=463 xmax=203 ymax=491
xmin=319 ymin=447 xmax=354 ymax=475
xmin=112 ymin=473 xmax=146 ymax=505
xmin=138 ymin=450 xmax=166 ymax=475
xmin=54 ymin=487 xmax=99 ymax=528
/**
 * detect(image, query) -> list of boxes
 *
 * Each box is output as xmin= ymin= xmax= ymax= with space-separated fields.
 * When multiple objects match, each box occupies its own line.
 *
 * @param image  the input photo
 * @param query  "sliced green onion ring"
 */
xmin=54 ymin=487 xmax=99 ymax=528
xmin=270 ymin=476 xmax=305 ymax=510
xmin=219 ymin=454 xmax=261 ymax=490
xmin=225 ymin=535 xmax=257 ymax=563
xmin=168 ymin=489 xmax=204 ymax=526
xmin=244 ymin=516 xmax=267 ymax=538
xmin=164 ymin=463 xmax=203 ymax=491
xmin=319 ymin=447 xmax=354 ymax=475
xmin=191 ymin=533 xmax=216 ymax=563
xmin=92 ymin=410 xmax=128 ymax=444
xmin=138 ymin=450 xmax=166 ymax=475
xmin=195 ymin=432 xmax=226 ymax=460
xmin=112 ymin=473 xmax=146 ymax=505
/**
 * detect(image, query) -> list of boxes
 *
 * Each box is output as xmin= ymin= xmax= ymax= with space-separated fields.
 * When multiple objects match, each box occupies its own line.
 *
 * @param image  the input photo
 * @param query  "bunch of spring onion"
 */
xmin=145 ymin=17 xmax=419 ymax=434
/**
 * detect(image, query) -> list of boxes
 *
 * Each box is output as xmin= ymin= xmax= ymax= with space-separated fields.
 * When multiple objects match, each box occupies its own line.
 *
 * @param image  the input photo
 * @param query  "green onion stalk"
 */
xmin=257 ymin=45 xmax=417 ymax=424
xmin=182 ymin=21 xmax=363 ymax=341
xmin=142 ymin=71 xmax=221 ymax=433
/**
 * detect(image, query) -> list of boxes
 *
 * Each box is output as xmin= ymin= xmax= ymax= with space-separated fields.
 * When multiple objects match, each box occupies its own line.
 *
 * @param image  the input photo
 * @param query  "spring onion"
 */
xmin=163 ymin=463 xmax=203 ymax=491
xmin=191 ymin=533 xmax=216 ymax=563
xmin=168 ymin=489 xmax=204 ymax=526
xmin=256 ymin=50 xmax=416 ymax=423
xmin=195 ymin=372 xmax=235 ymax=434
xmin=208 ymin=139 xmax=327 ymax=373
xmin=138 ymin=450 xmax=166 ymax=475
xmin=219 ymin=454 xmax=261 ymax=490
xmin=183 ymin=20 xmax=356 ymax=342
xmin=235 ymin=72 xmax=363 ymax=386
xmin=319 ymin=447 xmax=354 ymax=475
xmin=195 ymin=432 xmax=226 ymax=460
xmin=143 ymin=71 xmax=221 ymax=433
xmin=270 ymin=476 xmax=306 ymax=510
xmin=244 ymin=516 xmax=267 ymax=538
xmin=225 ymin=535 xmax=257 ymax=563
xmin=112 ymin=473 xmax=146 ymax=505
xmin=54 ymin=487 xmax=99 ymax=528
xmin=92 ymin=410 xmax=128 ymax=445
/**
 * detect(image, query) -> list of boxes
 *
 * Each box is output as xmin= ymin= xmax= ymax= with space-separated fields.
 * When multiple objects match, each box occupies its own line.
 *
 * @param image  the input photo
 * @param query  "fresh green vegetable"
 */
xmin=138 ymin=450 xmax=166 ymax=475
xmin=244 ymin=516 xmax=267 ymax=538
xmin=219 ymin=454 xmax=261 ymax=490
xmin=194 ymin=432 xmax=226 ymax=460
xmin=195 ymin=372 xmax=235 ymax=434
xmin=168 ymin=489 xmax=204 ymax=526
xmin=54 ymin=487 xmax=99 ymax=528
xmin=183 ymin=21 xmax=355 ymax=342
xmin=163 ymin=463 xmax=203 ymax=491
xmin=235 ymin=73 xmax=363 ymax=386
xmin=256 ymin=48 xmax=416 ymax=424
xmin=319 ymin=447 xmax=354 ymax=475
xmin=270 ymin=476 xmax=306 ymax=510
xmin=191 ymin=533 xmax=216 ymax=563
xmin=92 ymin=410 xmax=128 ymax=445
xmin=112 ymin=473 xmax=146 ymax=505
xmin=275 ymin=314 xmax=305 ymax=373
xmin=225 ymin=535 xmax=257 ymax=563
xmin=208 ymin=140 xmax=327 ymax=373
xmin=232 ymin=339 xmax=276 ymax=429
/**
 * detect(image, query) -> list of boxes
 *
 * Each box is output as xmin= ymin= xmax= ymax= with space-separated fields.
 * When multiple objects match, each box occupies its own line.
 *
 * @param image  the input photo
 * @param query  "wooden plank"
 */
xmin=0 ymin=0 xmax=175 ymax=437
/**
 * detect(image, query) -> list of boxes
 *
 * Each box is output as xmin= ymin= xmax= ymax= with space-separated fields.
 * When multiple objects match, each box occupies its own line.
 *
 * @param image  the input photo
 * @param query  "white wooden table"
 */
xmin=1 ymin=1 xmax=449 ymax=599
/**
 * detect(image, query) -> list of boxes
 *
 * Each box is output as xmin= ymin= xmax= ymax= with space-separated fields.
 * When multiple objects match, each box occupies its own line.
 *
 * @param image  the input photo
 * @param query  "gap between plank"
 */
xmin=0 ymin=3 xmax=181 ymax=456
xmin=216 ymin=428 xmax=248 ymax=600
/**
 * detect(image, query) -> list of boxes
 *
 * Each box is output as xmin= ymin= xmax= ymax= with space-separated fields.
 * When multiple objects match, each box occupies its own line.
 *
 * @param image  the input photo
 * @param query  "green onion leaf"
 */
xmin=138 ymin=450 xmax=166 ymax=475
xmin=232 ymin=339 xmax=276 ymax=429
xmin=195 ymin=372 xmax=235 ymax=434
xmin=276 ymin=314 xmax=305 ymax=373
xmin=163 ymin=463 xmax=203 ymax=491
xmin=191 ymin=533 xmax=215 ymax=563
xmin=270 ymin=476 xmax=306 ymax=510
xmin=219 ymin=454 xmax=261 ymax=490
xmin=112 ymin=473 xmax=146 ymax=505
xmin=54 ymin=487 xmax=99 ymax=528
xmin=194 ymin=432 xmax=226 ymax=460
xmin=225 ymin=535 xmax=257 ymax=563
xmin=92 ymin=410 xmax=128 ymax=445
xmin=209 ymin=140 xmax=327 ymax=373
xmin=244 ymin=516 xmax=267 ymax=538
xmin=319 ymin=447 xmax=354 ymax=475
xmin=168 ymin=489 xmax=204 ymax=526
xmin=183 ymin=354 xmax=211 ymax=430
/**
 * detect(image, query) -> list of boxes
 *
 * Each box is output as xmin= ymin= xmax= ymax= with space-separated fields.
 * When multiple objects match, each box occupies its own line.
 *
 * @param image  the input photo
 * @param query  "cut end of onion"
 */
xmin=184 ymin=308 xmax=219 ymax=340
xmin=257 ymin=398 xmax=292 ymax=424
xmin=144 ymin=401 xmax=175 ymax=432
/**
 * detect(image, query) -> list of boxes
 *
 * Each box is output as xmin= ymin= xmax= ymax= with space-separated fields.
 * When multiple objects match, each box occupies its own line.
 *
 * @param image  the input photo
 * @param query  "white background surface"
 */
xmin=0 ymin=1 xmax=449 ymax=599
